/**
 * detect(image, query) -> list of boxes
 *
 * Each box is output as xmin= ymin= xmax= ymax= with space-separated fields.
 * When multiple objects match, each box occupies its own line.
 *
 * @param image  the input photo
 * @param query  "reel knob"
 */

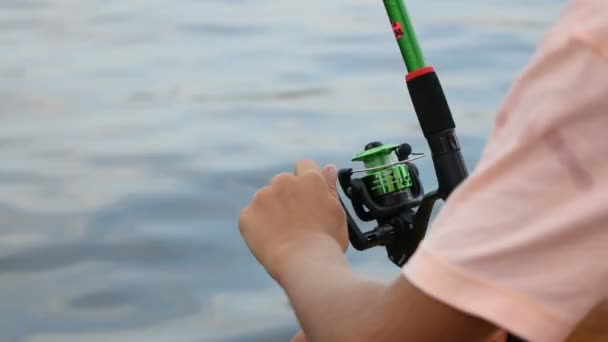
xmin=396 ymin=143 xmax=413 ymax=161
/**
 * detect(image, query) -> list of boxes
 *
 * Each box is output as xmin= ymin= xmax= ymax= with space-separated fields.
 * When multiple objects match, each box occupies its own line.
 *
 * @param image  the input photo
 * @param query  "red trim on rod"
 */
xmin=406 ymin=66 xmax=435 ymax=82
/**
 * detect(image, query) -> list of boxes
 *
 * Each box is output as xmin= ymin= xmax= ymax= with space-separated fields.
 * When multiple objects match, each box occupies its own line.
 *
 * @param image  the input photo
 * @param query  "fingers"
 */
xmin=291 ymin=331 xmax=307 ymax=342
xmin=294 ymin=159 xmax=321 ymax=176
xmin=322 ymin=164 xmax=339 ymax=199
xmin=266 ymin=161 xmax=339 ymax=201
xmin=292 ymin=161 xmax=339 ymax=199
xmin=271 ymin=172 xmax=292 ymax=186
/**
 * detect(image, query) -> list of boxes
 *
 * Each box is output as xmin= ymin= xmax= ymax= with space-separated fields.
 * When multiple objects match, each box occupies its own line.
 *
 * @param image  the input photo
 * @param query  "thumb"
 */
xmin=322 ymin=164 xmax=339 ymax=199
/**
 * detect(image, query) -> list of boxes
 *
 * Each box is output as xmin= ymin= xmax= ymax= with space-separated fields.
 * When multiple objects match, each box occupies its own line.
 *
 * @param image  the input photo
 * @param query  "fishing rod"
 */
xmin=339 ymin=0 xmax=468 ymax=267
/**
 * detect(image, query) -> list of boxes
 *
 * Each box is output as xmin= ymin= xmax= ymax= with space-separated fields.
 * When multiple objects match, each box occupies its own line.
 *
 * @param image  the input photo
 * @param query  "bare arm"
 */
xmin=239 ymin=161 xmax=499 ymax=342
xmin=278 ymin=234 xmax=497 ymax=342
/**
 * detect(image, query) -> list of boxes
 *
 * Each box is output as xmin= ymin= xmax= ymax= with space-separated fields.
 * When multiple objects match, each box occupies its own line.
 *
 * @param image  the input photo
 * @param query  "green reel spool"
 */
xmin=352 ymin=144 xmax=413 ymax=198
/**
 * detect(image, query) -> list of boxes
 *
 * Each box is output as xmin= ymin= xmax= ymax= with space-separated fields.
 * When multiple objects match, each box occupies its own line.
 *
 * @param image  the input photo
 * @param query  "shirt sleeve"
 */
xmin=402 ymin=5 xmax=608 ymax=342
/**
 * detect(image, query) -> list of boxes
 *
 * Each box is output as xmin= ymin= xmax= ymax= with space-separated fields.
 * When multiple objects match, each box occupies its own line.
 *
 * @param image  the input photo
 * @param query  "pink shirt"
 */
xmin=402 ymin=1 xmax=608 ymax=341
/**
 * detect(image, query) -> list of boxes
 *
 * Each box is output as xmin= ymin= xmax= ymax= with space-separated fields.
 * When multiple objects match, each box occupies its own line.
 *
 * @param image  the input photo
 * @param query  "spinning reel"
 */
xmin=339 ymin=142 xmax=432 ymax=266
xmin=339 ymin=141 xmax=445 ymax=267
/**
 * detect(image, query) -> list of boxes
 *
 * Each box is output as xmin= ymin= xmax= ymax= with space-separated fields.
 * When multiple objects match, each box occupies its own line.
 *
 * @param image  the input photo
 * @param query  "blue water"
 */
xmin=0 ymin=0 xmax=566 ymax=341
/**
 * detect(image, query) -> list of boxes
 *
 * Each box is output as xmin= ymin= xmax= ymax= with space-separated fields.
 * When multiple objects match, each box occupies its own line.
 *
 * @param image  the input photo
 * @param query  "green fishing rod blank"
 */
xmin=383 ymin=0 xmax=426 ymax=72
xmin=383 ymin=0 xmax=468 ymax=197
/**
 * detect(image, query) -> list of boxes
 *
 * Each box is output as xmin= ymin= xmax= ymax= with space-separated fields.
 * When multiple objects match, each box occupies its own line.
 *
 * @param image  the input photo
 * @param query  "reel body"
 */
xmin=339 ymin=141 xmax=440 ymax=267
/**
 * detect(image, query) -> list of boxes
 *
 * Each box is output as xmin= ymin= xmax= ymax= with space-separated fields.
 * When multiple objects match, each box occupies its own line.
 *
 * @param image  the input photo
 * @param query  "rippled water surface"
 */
xmin=1 ymin=0 xmax=566 ymax=341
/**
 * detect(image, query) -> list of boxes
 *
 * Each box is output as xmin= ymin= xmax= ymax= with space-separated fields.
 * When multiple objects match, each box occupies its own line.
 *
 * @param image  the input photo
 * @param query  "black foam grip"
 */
xmin=407 ymin=71 xmax=455 ymax=137
xmin=407 ymin=71 xmax=468 ymax=198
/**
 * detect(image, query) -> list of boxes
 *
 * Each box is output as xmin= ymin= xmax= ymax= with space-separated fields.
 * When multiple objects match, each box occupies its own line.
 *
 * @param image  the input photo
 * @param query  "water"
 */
xmin=0 ymin=0 xmax=566 ymax=341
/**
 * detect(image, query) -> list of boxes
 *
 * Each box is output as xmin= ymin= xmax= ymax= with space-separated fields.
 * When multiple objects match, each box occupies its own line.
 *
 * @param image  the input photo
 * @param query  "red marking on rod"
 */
xmin=392 ymin=22 xmax=404 ymax=39
xmin=405 ymin=66 xmax=435 ymax=82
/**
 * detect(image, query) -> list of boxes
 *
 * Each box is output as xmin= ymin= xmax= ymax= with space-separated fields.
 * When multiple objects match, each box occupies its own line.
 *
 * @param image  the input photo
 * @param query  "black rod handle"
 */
xmin=406 ymin=68 xmax=468 ymax=198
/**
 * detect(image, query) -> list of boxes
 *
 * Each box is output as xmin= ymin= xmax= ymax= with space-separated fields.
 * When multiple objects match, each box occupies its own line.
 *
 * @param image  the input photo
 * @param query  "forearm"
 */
xmin=276 ymin=235 xmax=394 ymax=342
xmin=240 ymin=160 xmax=498 ymax=341
xmin=276 ymin=234 xmax=498 ymax=342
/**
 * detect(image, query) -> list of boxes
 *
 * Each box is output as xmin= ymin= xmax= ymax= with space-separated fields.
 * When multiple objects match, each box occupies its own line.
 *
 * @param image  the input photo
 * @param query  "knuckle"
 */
xmin=297 ymin=159 xmax=314 ymax=168
xmin=271 ymin=173 xmax=293 ymax=187
xmin=303 ymin=170 xmax=324 ymax=185
xmin=252 ymin=186 xmax=271 ymax=202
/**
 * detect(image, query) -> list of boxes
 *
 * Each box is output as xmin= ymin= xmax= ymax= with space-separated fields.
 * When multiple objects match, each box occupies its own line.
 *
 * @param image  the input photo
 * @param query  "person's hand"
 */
xmin=238 ymin=160 xmax=348 ymax=280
